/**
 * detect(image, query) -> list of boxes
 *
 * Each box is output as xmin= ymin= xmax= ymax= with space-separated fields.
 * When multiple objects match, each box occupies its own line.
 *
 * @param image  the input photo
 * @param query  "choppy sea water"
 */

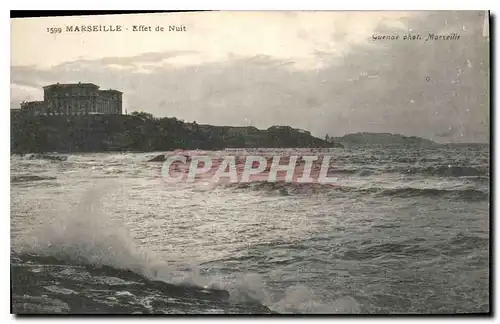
xmin=10 ymin=146 xmax=490 ymax=314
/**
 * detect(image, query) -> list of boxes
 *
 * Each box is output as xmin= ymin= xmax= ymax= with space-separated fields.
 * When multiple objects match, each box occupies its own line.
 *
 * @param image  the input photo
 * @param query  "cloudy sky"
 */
xmin=11 ymin=11 xmax=489 ymax=142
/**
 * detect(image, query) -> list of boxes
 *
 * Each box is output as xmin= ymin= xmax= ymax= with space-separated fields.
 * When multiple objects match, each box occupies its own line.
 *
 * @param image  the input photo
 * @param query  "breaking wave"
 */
xmin=14 ymin=183 xmax=205 ymax=286
xmin=12 ymin=184 xmax=351 ymax=314
xmin=328 ymin=164 xmax=489 ymax=178
xmin=377 ymin=187 xmax=488 ymax=200
xmin=223 ymin=181 xmax=488 ymax=201
xmin=340 ymin=233 xmax=488 ymax=261
xmin=390 ymin=165 xmax=489 ymax=177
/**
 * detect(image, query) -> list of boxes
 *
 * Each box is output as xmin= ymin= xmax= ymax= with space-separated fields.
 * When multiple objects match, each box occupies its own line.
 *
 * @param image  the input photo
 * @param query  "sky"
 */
xmin=11 ymin=11 xmax=490 ymax=143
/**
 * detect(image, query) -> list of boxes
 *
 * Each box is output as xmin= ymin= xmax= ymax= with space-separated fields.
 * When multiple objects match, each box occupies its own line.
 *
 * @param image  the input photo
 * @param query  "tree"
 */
xmin=131 ymin=111 xmax=154 ymax=121
xmin=325 ymin=134 xmax=330 ymax=142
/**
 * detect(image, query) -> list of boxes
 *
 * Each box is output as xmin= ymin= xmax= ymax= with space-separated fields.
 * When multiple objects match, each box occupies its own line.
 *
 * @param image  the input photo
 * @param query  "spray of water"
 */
xmin=14 ymin=182 xmax=360 ymax=313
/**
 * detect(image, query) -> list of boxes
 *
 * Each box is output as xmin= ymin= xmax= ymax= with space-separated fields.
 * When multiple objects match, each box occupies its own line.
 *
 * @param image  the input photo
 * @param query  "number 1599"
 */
xmin=47 ymin=27 xmax=62 ymax=34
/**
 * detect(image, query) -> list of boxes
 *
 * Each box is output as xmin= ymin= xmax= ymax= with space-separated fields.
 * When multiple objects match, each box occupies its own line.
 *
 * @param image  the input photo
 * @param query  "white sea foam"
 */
xmin=14 ymin=183 xmax=348 ymax=313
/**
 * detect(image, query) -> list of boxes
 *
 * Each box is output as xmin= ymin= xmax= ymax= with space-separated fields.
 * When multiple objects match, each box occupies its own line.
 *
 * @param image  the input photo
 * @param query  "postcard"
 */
xmin=10 ymin=11 xmax=490 ymax=315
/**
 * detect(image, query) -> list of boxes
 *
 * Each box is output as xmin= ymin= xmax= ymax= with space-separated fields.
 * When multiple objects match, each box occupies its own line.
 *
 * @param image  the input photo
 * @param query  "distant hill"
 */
xmin=333 ymin=132 xmax=437 ymax=146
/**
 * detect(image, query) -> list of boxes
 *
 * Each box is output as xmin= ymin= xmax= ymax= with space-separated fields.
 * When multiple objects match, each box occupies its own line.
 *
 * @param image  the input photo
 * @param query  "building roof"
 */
xmin=20 ymin=100 xmax=44 ymax=104
xmin=43 ymin=83 xmax=100 ymax=89
xmin=42 ymin=83 xmax=123 ymax=93
xmin=100 ymin=89 xmax=123 ymax=94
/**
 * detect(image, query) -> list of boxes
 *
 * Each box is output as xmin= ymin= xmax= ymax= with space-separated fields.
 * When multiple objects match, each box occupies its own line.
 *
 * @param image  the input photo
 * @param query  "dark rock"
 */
xmin=28 ymin=154 xmax=67 ymax=162
xmin=148 ymin=154 xmax=167 ymax=162
xmin=11 ymin=175 xmax=57 ymax=183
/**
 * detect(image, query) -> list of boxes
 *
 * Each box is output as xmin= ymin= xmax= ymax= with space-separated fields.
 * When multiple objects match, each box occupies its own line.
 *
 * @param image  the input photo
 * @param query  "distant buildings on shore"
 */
xmin=20 ymin=82 xmax=122 ymax=115
xmin=194 ymin=124 xmax=311 ymax=136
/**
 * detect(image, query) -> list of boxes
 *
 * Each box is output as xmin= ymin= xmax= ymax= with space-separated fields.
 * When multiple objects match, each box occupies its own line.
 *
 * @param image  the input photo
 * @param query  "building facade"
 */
xmin=20 ymin=83 xmax=122 ymax=115
xmin=19 ymin=100 xmax=46 ymax=115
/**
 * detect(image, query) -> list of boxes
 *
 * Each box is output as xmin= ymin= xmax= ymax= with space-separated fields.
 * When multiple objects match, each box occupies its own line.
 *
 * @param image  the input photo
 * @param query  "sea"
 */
xmin=10 ymin=145 xmax=490 ymax=314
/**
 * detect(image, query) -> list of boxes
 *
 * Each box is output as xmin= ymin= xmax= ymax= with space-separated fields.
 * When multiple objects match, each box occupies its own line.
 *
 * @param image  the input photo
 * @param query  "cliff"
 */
xmin=10 ymin=112 xmax=343 ymax=153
